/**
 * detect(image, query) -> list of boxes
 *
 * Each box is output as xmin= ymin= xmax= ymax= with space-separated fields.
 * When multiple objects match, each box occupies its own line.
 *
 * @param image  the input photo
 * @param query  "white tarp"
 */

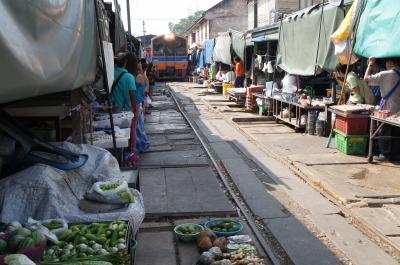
xmin=230 ymin=30 xmax=245 ymax=61
xmin=0 ymin=143 xmax=145 ymax=234
xmin=213 ymin=32 xmax=232 ymax=65
xmin=0 ymin=1 xmax=97 ymax=104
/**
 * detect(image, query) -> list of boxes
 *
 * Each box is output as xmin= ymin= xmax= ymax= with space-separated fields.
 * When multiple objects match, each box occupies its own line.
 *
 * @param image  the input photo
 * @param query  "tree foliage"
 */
xmin=168 ymin=11 xmax=203 ymax=36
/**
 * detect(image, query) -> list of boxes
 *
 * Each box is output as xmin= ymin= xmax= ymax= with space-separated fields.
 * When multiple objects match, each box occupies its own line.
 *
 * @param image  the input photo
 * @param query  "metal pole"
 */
xmin=94 ymin=0 xmax=117 ymax=155
xmin=254 ymin=0 xmax=258 ymax=28
xmin=126 ymin=0 xmax=131 ymax=34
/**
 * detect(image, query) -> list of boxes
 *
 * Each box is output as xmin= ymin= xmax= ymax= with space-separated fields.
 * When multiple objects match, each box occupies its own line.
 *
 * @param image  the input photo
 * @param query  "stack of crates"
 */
xmin=334 ymin=116 xmax=369 ymax=155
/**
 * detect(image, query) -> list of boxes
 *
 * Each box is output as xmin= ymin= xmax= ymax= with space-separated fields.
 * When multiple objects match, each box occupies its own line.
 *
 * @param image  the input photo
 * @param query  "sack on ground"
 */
xmin=84 ymin=180 xmax=135 ymax=205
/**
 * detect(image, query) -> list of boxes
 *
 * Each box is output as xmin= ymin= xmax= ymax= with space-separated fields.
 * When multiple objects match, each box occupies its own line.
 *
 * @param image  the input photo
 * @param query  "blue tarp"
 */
xmin=198 ymin=50 xmax=205 ymax=68
xmin=204 ymin=40 xmax=214 ymax=64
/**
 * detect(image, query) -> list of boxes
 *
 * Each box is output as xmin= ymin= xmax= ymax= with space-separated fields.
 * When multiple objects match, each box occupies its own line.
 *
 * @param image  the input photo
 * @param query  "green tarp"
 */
xmin=277 ymin=4 xmax=345 ymax=76
xmin=354 ymin=0 xmax=400 ymax=58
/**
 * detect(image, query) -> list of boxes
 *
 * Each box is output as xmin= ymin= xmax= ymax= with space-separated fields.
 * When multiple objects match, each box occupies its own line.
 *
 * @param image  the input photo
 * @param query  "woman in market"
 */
xmin=111 ymin=52 xmax=140 ymax=164
xmin=233 ymin=57 xmax=245 ymax=88
xmin=364 ymin=57 xmax=400 ymax=162
xmin=131 ymin=62 xmax=150 ymax=154
xmin=146 ymin=62 xmax=156 ymax=100
xmin=335 ymin=63 xmax=375 ymax=105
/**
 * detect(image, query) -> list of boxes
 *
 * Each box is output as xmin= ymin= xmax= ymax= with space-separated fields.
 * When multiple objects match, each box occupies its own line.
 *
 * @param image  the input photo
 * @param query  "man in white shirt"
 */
xmin=224 ymin=68 xmax=236 ymax=84
xmin=364 ymin=57 xmax=400 ymax=161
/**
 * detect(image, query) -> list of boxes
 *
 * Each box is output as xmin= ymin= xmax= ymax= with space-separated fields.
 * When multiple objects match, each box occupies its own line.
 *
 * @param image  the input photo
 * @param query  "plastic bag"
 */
xmin=84 ymin=180 xmax=135 ymax=204
xmin=39 ymin=218 xmax=68 ymax=236
xmin=26 ymin=218 xmax=59 ymax=244
xmin=282 ymin=74 xmax=297 ymax=94
xmin=4 ymin=254 xmax=35 ymax=265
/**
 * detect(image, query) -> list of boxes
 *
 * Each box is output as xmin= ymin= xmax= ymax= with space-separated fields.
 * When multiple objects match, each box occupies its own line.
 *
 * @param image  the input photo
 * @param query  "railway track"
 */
xmin=134 ymin=83 xmax=341 ymax=265
xmin=168 ymin=85 xmax=282 ymax=265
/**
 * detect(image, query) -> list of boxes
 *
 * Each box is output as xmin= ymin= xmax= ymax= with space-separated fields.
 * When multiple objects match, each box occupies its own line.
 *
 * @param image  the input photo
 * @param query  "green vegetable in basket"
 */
xmin=210 ymin=221 xmax=240 ymax=232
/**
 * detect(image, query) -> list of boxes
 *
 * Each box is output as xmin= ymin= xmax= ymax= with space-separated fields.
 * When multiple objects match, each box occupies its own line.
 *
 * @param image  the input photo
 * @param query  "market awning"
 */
xmin=354 ymin=0 xmax=400 ymax=58
xmin=277 ymin=3 xmax=345 ymax=76
xmin=250 ymin=23 xmax=280 ymax=43
xmin=251 ymin=33 xmax=279 ymax=42
xmin=230 ymin=30 xmax=245 ymax=61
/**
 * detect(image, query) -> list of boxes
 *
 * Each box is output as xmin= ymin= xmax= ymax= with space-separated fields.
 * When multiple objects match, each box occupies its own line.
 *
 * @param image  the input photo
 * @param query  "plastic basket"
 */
xmin=335 ymin=116 xmax=369 ymax=135
xmin=334 ymin=129 xmax=368 ymax=155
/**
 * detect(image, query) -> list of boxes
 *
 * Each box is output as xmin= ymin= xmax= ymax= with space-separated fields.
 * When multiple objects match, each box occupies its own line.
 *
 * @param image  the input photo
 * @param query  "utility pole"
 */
xmin=142 ymin=20 xmax=147 ymax=47
xmin=254 ymin=0 xmax=258 ymax=29
xmin=126 ymin=0 xmax=131 ymax=34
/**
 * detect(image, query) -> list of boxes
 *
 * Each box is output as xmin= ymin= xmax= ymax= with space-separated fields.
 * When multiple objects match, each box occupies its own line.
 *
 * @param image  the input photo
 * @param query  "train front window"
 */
xmin=153 ymin=37 xmax=187 ymax=56
xmin=175 ymin=38 xmax=186 ymax=56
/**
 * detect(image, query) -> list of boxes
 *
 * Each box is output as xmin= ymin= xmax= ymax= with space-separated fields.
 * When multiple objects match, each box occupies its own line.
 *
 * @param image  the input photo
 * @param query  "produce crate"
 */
xmin=334 ymin=129 xmax=369 ymax=155
xmin=335 ymin=116 xmax=369 ymax=135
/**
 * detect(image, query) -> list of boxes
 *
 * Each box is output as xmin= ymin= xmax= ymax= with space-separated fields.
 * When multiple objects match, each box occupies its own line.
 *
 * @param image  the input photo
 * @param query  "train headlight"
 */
xmin=164 ymin=34 xmax=176 ymax=41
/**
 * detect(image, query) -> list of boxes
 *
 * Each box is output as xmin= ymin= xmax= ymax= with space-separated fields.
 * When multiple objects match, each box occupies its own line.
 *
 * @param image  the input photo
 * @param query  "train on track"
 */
xmin=150 ymin=34 xmax=188 ymax=80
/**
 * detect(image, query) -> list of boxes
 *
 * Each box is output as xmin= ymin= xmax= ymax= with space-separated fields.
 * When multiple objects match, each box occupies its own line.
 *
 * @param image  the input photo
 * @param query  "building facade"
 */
xmin=184 ymin=0 xmax=248 ymax=48
xmin=247 ymin=0 xmax=322 ymax=30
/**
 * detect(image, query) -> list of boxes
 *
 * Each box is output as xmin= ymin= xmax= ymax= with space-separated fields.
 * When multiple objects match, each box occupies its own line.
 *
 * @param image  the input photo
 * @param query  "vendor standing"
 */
xmin=111 ymin=52 xmax=140 ymax=164
xmin=364 ymin=57 xmax=400 ymax=161
xmin=335 ymin=64 xmax=375 ymax=105
xmin=233 ymin=57 xmax=245 ymax=88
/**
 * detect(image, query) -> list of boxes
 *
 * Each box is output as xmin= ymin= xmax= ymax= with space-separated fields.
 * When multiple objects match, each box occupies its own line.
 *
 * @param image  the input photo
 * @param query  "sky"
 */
xmin=114 ymin=0 xmax=222 ymax=37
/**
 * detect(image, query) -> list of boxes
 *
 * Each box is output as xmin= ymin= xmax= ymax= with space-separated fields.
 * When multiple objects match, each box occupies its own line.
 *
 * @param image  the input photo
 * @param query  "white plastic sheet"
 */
xmin=0 ymin=143 xmax=145 ymax=234
xmin=0 ymin=1 xmax=97 ymax=104
xmin=213 ymin=32 xmax=232 ymax=65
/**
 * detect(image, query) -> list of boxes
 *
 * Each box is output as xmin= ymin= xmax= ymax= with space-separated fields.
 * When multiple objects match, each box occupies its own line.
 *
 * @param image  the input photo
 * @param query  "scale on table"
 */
xmin=0 ymin=109 xmax=88 ymax=174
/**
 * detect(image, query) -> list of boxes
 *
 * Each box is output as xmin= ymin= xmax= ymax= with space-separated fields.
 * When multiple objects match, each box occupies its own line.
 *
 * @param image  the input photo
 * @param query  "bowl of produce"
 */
xmin=174 ymin=224 xmax=204 ymax=242
xmin=204 ymin=220 xmax=243 ymax=237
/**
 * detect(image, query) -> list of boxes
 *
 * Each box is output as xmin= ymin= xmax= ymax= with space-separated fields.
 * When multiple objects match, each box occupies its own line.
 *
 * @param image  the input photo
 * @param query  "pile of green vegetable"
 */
xmin=209 ymin=221 xmax=240 ymax=233
xmin=43 ymin=221 xmax=128 ymax=263
xmin=0 ymin=227 xmax=45 ymax=255
xmin=176 ymin=225 xmax=201 ymax=235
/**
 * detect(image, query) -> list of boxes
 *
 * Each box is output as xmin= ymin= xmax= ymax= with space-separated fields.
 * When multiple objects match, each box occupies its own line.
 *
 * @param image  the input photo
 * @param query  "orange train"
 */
xmin=150 ymin=34 xmax=188 ymax=80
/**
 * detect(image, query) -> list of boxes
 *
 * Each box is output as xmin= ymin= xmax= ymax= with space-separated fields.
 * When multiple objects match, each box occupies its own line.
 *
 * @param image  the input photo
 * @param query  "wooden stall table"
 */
xmin=227 ymin=87 xmax=247 ymax=105
xmin=368 ymin=116 xmax=400 ymax=163
xmin=271 ymin=96 xmax=325 ymax=132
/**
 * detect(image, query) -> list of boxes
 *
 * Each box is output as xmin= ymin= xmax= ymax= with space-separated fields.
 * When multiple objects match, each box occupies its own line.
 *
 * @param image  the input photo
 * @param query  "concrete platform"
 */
xmin=139 ymin=167 xmax=236 ymax=218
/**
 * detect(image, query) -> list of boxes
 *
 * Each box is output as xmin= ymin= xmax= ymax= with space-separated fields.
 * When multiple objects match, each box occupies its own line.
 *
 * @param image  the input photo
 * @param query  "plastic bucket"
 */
xmin=223 ymin=84 xmax=234 ymax=97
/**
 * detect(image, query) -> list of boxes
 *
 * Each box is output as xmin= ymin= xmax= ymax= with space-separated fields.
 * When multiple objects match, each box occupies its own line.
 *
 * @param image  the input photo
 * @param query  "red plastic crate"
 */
xmin=335 ymin=116 xmax=369 ymax=135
